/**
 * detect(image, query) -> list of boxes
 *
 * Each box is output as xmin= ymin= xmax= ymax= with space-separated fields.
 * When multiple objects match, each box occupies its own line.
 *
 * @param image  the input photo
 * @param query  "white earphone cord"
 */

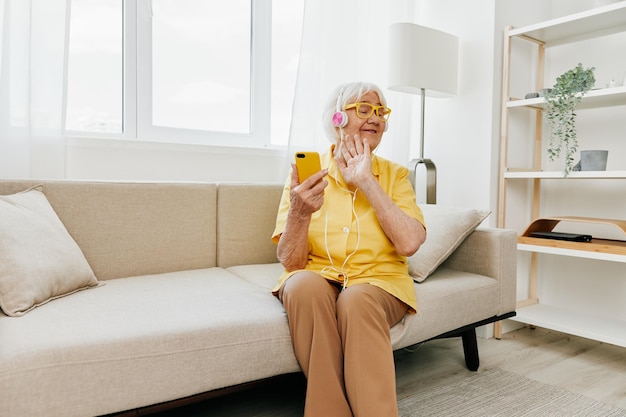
xmin=321 ymin=181 xmax=360 ymax=291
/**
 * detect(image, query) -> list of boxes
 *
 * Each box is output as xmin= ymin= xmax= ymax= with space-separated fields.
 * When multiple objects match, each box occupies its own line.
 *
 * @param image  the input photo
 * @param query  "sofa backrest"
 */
xmin=216 ymin=183 xmax=283 ymax=268
xmin=0 ymin=180 xmax=218 ymax=280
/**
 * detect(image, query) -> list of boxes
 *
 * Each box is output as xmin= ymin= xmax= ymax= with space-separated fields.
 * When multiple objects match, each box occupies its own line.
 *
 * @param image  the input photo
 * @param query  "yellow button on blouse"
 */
xmin=272 ymin=146 xmax=425 ymax=312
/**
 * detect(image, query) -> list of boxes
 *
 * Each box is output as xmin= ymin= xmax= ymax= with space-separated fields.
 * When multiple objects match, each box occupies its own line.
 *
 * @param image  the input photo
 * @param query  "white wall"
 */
xmin=66 ymin=137 xmax=287 ymax=183
xmin=406 ymin=0 xmax=497 ymax=212
xmin=63 ymin=0 xmax=506 ymax=213
xmin=65 ymin=0 xmax=503 ymax=207
xmin=66 ymin=0 xmax=499 ymax=211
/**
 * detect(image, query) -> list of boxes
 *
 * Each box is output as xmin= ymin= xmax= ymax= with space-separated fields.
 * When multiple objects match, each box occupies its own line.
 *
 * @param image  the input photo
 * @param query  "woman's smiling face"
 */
xmin=342 ymin=91 xmax=386 ymax=151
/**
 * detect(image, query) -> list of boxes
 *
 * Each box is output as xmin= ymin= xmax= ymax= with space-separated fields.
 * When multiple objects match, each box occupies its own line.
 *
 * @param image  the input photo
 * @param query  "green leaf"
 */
xmin=543 ymin=64 xmax=595 ymax=174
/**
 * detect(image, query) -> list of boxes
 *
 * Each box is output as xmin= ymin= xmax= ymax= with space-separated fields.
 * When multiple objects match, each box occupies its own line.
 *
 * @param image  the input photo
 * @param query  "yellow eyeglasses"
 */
xmin=344 ymin=102 xmax=392 ymax=121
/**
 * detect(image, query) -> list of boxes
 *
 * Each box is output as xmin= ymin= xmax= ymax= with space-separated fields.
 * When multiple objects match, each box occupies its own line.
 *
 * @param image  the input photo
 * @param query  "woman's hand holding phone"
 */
xmin=291 ymin=152 xmax=327 ymax=215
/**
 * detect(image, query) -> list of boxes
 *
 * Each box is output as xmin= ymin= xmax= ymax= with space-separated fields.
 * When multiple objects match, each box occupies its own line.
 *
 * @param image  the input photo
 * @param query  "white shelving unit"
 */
xmin=517 ymin=244 xmax=626 ymax=262
xmin=507 ymin=1 xmax=626 ymax=44
xmin=504 ymin=170 xmax=626 ymax=179
xmin=513 ymin=304 xmax=626 ymax=348
xmin=497 ymin=2 xmax=626 ymax=348
xmin=507 ymin=85 xmax=626 ymax=110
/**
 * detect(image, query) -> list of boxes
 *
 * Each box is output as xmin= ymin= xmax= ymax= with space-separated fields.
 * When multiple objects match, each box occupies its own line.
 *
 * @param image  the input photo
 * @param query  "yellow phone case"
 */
xmin=295 ymin=152 xmax=321 ymax=181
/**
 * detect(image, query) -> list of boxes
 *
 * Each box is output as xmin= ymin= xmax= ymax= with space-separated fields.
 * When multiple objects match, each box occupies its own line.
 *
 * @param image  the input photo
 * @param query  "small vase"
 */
xmin=572 ymin=150 xmax=609 ymax=171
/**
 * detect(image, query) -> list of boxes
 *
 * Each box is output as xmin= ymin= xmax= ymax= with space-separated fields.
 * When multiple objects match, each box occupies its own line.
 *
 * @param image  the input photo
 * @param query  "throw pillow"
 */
xmin=0 ymin=186 xmax=99 ymax=316
xmin=408 ymin=204 xmax=490 ymax=282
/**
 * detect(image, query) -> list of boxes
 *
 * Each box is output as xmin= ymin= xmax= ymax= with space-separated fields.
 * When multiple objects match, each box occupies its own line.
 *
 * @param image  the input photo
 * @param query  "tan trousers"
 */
xmin=279 ymin=271 xmax=408 ymax=417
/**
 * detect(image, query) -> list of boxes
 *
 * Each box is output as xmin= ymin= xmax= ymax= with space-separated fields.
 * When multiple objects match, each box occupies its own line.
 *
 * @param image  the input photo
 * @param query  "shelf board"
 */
xmin=504 ymin=170 xmax=626 ymax=179
xmin=518 ymin=216 xmax=626 ymax=260
xmin=518 ymin=239 xmax=626 ymax=262
xmin=511 ymin=303 xmax=626 ymax=348
xmin=507 ymin=86 xmax=626 ymax=109
xmin=508 ymin=1 xmax=626 ymax=46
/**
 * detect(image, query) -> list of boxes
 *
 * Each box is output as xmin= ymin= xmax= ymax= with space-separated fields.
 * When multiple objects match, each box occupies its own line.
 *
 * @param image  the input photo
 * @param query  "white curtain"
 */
xmin=0 ymin=0 xmax=70 ymax=179
xmin=286 ymin=0 xmax=417 ymax=171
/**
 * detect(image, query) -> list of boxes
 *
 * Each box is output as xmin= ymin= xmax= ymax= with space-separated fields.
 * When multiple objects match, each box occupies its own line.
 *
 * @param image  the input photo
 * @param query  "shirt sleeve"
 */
xmin=390 ymin=164 xmax=425 ymax=228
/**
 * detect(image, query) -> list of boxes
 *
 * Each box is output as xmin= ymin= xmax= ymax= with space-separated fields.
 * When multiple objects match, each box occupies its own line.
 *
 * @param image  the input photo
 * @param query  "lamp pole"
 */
xmin=408 ymin=87 xmax=437 ymax=204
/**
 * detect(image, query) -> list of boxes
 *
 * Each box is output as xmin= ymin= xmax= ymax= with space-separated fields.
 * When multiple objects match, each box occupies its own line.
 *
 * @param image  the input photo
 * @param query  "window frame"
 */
xmin=66 ymin=0 xmax=273 ymax=148
xmin=135 ymin=0 xmax=271 ymax=148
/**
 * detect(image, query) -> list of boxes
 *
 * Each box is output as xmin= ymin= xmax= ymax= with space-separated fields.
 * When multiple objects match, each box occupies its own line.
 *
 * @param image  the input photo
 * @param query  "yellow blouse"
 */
xmin=272 ymin=146 xmax=424 ymax=312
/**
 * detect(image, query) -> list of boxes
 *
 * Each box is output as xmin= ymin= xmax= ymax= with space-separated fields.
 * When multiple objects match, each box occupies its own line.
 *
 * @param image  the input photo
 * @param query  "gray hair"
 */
xmin=321 ymin=82 xmax=388 ymax=144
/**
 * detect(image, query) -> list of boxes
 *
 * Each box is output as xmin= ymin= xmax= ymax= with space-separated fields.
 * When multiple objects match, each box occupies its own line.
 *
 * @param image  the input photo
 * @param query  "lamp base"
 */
xmin=408 ymin=158 xmax=437 ymax=204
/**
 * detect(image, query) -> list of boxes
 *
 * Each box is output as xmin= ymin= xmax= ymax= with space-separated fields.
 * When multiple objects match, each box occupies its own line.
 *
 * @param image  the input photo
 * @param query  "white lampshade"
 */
xmin=388 ymin=23 xmax=458 ymax=98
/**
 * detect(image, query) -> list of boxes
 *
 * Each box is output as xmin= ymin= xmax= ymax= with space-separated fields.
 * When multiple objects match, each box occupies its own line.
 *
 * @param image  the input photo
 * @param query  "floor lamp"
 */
xmin=388 ymin=23 xmax=458 ymax=204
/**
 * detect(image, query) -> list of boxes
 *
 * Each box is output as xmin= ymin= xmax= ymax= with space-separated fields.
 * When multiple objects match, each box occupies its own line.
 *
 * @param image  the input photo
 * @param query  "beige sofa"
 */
xmin=0 ymin=180 xmax=516 ymax=417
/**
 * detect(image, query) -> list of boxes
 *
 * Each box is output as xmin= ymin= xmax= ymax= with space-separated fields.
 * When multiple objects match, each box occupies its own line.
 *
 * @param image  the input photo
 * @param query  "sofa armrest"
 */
xmin=441 ymin=227 xmax=517 ymax=315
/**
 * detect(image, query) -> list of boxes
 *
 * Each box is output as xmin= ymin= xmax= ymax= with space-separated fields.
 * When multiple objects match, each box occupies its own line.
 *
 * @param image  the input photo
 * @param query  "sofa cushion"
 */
xmin=0 ymin=187 xmax=99 ymax=316
xmin=226 ymin=263 xmax=285 ymax=291
xmin=407 ymin=204 xmax=490 ymax=282
xmin=227 ymin=263 xmax=500 ymax=351
xmin=0 ymin=268 xmax=300 ymax=417
xmin=391 ymin=267 xmax=499 ymax=350
xmin=216 ymin=184 xmax=283 ymax=268
xmin=0 ymin=180 xmax=220 ymax=281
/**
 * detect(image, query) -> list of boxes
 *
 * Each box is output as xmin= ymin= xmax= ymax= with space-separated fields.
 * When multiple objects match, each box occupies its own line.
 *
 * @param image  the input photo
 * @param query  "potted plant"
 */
xmin=544 ymin=63 xmax=596 ymax=175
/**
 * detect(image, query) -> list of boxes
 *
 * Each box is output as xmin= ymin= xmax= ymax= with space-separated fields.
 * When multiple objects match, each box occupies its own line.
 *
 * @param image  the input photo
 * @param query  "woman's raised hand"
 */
xmin=334 ymin=134 xmax=372 ymax=187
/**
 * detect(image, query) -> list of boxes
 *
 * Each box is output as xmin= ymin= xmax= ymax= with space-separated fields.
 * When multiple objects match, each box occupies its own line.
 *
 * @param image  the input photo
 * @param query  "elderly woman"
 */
xmin=272 ymin=81 xmax=426 ymax=417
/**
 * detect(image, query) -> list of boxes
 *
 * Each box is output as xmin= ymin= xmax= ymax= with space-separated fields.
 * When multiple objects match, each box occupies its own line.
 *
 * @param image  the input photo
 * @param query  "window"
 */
xmin=270 ymin=0 xmax=304 ymax=146
xmin=66 ymin=0 xmax=123 ymax=134
xmin=66 ymin=0 xmax=304 ymax=147
xmin=151 ymin=0 xmax=251 ymax=134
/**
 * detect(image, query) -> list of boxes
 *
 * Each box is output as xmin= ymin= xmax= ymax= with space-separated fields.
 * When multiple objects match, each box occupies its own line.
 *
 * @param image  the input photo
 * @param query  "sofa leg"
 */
xmin=461 ymin=328 xmax=479 ymax=371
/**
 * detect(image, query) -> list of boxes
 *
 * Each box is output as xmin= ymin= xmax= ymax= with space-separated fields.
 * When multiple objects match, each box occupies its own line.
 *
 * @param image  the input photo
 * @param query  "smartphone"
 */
xmin=294 ymin=152 xmax=321 ymax=182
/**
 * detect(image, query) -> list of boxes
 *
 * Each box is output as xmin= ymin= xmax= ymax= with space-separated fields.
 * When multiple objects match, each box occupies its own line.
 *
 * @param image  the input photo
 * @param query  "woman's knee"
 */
xmin=337 ymin=284 xmax=406 ymax=327
xmin=336 ymin=285 xmax=382 ymax=321
xmin=280 ymin=272 xmax=338 ymax=306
